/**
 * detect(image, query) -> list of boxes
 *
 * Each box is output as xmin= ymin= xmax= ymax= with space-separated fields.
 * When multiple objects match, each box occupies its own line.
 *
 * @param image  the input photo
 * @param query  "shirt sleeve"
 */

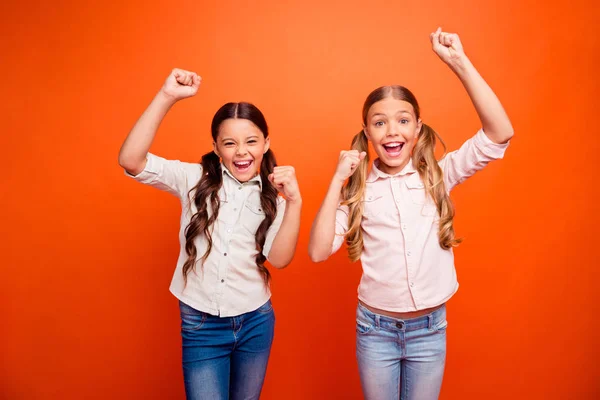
xmin=124 ymin=153 xmax=202 ymax=200
xmin=263 ymin=196 xmax=287 ymax=259
xmin=330 ymin=203 xmax=349 ymax=255
xmin=439 ymin=129 xmax=510 ymax=192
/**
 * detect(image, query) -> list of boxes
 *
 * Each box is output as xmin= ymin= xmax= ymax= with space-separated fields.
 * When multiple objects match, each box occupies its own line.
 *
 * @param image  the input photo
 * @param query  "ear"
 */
xmin=416 ymin=120 xmax=423 ymax=137
xmin=263 ymin=137 xmax=270 ymax=154
xmin=363 ymin=125 xmax=371 ymax=140
xmin=212 ymin=142 xmax=220 ymax=158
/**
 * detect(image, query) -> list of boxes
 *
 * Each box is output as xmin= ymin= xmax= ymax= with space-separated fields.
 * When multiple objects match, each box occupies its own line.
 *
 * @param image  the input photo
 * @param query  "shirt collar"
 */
xmin=365 ymin=158 xmax=417 ymax=183
xmin=221 ymin=164 xmax=263 ymax=191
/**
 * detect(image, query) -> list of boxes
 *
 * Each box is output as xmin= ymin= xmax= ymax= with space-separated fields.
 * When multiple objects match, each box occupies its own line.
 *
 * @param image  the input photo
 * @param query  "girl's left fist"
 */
xmin=430 ymin=27 xmax=465 ymax=66
xmin=268 ymin=166 xmax=301 ymax=203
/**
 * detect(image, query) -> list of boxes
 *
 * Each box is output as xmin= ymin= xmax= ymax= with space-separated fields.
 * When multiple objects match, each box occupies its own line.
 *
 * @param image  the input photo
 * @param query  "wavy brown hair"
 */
xmin=342 ymin=86 xmax=462 ymax=261
xmin=182 ymin=102 xmax=278 ymax=286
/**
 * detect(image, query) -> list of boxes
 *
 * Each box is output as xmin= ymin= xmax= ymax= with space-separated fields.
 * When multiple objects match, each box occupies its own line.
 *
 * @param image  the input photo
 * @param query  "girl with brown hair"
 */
xmin=119 ymin=69 xmax=302 ymax=400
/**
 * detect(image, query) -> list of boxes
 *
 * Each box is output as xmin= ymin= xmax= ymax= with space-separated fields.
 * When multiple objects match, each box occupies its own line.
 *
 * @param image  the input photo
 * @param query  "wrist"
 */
xmin=155 ymin=89 xmax=178 ymax=108
xmin=331 ymin=175 xmax=346 ymax=188
xmin=448 ymin=53 xmax=474 ymax=76
xmin=286 ymin=196 xmax=303 ymax=207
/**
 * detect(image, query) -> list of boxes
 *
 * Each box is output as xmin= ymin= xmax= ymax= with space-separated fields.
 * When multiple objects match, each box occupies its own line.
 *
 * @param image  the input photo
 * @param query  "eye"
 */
xmin=247 ymin=140 xmax=257 ymax=144
xmin=400 ymin=119 xmax=409 ymax=124
xmin=374 ymin=121 xmax=384 ymax=127
xmin=224 ymin=142 xmax=235 ymax=147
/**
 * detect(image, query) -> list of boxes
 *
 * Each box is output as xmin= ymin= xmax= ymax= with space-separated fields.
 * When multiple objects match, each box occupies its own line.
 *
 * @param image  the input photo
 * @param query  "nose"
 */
xmin=387 ymin=121 xmax=400 ymax=137
xmin=236 ymin=144 xmax=248 ymax=156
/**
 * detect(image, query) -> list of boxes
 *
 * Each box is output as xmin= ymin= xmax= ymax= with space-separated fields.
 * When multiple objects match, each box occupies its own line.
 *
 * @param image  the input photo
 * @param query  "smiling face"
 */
xmin=213 ymin=118 xmax=270 ymax=182
xmin=363 ymin=96 xmax=422 ymax=175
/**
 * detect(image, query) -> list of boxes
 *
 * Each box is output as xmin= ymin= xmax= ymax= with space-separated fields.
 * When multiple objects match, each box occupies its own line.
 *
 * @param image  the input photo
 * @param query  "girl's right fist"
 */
xmin=334 ymin=150 xmax=366 ymax=182
xmin=160 ymin=68 xmax=201 ymax=101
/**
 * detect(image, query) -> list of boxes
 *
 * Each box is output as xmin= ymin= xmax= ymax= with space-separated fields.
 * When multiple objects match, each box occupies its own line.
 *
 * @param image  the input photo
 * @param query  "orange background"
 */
xmin=2 ymin=0 xmax=599 ymax=399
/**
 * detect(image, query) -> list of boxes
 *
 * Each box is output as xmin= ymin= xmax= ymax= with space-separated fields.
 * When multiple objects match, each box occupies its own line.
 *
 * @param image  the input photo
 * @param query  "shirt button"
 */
xmin=410 ymin=282 xmax=414 ymax=287
xmin=407 ymin=251 xmax=411 ymax=256
xmin=238 ymin=187 xmax=242 ymax=190
xmin=402 ymin=224 xmax=407 ymax=230
xmin=227 ymin=228 xmax=232 ymax=233
xmin=233 ymin=208 xmax=237 ymax=211
xmin=224 ymin=253 xmax=227 ymax=256
xmin=221 ymin=279 xmax=225 ymax=283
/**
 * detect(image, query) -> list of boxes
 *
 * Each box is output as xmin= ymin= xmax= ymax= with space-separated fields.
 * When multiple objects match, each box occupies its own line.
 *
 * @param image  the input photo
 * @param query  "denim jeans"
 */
xmin=179 ymin=299 xmax=275 ymax=400
xmin=356 ymin=302 xmax=447 ymax=400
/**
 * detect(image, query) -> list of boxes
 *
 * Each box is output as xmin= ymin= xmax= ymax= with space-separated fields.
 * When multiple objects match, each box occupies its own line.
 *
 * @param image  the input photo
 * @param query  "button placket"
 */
xmin=218 ymin=187 xmax=234 ymax=297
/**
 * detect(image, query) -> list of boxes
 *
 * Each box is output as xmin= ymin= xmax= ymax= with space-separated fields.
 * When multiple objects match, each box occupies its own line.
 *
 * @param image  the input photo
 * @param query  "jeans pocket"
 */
xmin=434 ymin=319 xmax=448 ymax=333
xmin=356 ymin=305 xmax=375 ymax=334
xmin=256 ymin=300 xmax=273 ymax=314
xmin=356 ymin=319 xmax=374 ymax=334
xmin=356 ymin=310 xmax=375 ymax=334
xmin=179 ymin=301 xmax=207 ymax=331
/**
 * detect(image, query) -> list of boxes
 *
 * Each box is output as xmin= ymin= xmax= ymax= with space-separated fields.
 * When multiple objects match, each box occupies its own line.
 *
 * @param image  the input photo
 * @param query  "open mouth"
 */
xmin=382 ymin=142 xmax=404 ymax=157
xmin=233 ymin=160 xmax=253 ymax=172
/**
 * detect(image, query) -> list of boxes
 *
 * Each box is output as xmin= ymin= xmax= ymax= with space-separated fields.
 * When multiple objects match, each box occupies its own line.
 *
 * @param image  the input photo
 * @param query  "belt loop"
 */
xmin=428 ymin=314 xmax=433 ymax=331
xmin=375 ymin=314 xmax=381 ymax=330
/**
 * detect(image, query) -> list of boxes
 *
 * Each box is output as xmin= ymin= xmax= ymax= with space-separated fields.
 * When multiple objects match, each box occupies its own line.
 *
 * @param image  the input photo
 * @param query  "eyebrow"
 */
xmin=220 ymin=135 xmax=260 ymax=142
xmin=371 ymin=111 xmax=413 ymax=118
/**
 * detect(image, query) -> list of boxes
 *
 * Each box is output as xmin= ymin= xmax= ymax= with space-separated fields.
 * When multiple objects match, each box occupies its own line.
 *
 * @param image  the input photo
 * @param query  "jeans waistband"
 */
xmin=357 ymin=302 xmax=446 ymax=332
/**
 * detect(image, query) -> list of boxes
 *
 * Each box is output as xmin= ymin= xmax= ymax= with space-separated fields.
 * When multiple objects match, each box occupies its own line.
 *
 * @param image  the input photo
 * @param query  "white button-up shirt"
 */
xmin=332 ymin=129 xmax=509 ymax=312
xmin=127 ymin=153 xmax=286 ymax=317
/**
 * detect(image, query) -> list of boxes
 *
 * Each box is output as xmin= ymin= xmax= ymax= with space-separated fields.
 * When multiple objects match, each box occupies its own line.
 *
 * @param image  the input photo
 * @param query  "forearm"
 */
xmin=267 ymin=200 xmax=302 ymax=268
xmin=450 ymin=55 xmax=514 ymax=144
xmin=118 ymin=91 xmax=176 ymax=175
xmin=308 ymin=177 xmax=344 ymax=262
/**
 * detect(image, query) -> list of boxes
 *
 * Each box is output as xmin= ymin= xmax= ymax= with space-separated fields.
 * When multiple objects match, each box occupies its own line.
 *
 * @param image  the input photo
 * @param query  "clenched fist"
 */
xmin=268 ymin=166 xmax=301 ymax=203
xmin=430 ymin=27 xmax=466 ymax=68
xmin=160 ymin=68 xmax=201 ymax=102
xmin=334 ymin=150 xmax=367 ymax=183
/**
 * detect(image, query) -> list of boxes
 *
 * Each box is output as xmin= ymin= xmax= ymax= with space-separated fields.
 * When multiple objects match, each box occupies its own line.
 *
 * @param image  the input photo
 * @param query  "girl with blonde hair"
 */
xmin=308 ymin=28 xmax=513 ymax=399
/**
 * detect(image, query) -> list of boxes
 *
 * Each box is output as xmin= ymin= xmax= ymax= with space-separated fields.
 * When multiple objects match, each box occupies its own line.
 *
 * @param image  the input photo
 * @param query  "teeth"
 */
xmin=384 ymin=143 xmax=403 ymax=149
xmin=234 ymin=161 xmax=251 ymax=167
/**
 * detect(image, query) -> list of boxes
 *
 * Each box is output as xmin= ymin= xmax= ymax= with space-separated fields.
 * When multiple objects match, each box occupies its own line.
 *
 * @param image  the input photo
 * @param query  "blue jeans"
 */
xmin=179 ymin=300 xmax=275 ymax=400
xmin=356 ymin=303 xmax=447 ymax=400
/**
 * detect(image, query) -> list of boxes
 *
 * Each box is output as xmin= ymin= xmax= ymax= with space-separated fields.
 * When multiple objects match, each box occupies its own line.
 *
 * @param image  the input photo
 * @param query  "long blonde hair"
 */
xmin=341 ymin=86 xmax=462 ymax=262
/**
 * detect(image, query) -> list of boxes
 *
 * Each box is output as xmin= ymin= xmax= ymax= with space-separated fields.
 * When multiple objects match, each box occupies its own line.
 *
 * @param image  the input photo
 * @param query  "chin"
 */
xmin=233 ymin=168 xmax=259 ymax=182
xmin=385 ymin=158 xmax=407 ymax=167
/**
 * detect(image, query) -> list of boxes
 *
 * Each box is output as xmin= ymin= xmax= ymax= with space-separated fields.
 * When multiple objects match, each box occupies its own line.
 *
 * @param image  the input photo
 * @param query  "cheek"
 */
xmin=366 ymin=129 xmax=383 ymax=143
xmin=250 ymin=148 xmax=265 ymax=163
xmin=219 ymin=148 xmax=235 ymax=163
xmin=404 ymin=129 xmax=419 ymax=145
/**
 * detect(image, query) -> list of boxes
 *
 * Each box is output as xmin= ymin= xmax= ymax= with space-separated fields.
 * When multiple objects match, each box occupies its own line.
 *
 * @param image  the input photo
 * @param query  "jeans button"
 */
xmin=396 ymin=321 xmax=404 ymax=329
